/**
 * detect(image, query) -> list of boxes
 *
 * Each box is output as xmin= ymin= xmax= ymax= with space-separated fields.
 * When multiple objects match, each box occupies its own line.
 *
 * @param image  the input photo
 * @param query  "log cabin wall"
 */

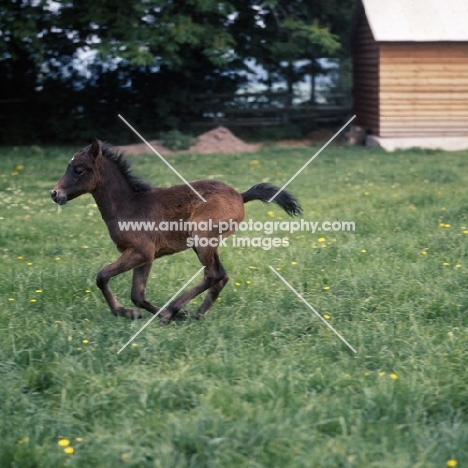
xmin=379 ymin=43 xmax=468 ymax=137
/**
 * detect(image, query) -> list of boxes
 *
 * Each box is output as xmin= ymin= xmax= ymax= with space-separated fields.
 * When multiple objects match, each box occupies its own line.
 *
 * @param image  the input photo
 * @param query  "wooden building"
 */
xmin=352 ymin=0 xmax=468 ymax=150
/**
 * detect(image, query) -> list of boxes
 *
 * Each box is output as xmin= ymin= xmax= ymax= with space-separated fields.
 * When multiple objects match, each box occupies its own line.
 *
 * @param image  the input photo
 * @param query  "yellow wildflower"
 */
xmin=58 ymin=439 xmax=70 ymax=447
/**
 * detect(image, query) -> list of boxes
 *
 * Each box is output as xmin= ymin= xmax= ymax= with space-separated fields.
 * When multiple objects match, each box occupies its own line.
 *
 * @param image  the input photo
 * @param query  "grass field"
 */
xmin=0 ymin=143 xmax=467 ymax=467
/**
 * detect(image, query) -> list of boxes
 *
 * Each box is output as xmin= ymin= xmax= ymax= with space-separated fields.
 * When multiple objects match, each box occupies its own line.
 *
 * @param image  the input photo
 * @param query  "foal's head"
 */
xmin=51 ymin=138 xmax=103 ymax=205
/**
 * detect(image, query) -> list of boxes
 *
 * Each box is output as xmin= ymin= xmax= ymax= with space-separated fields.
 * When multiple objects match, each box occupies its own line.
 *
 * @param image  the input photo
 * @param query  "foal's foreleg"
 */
xmin=130 ymin=263 xmax=161 ymax=315
xmin=96 ymin=249 xmax=150 ymax=319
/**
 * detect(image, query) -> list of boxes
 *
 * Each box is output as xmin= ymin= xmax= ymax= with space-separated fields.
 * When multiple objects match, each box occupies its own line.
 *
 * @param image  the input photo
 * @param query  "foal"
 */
xmin=51 ymin=139 xmax=302 ymax=324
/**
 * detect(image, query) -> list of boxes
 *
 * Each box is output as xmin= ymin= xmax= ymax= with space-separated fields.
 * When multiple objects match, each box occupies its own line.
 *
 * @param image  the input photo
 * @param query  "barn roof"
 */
xmin=361 ymin=0 xmax=468 ymax=42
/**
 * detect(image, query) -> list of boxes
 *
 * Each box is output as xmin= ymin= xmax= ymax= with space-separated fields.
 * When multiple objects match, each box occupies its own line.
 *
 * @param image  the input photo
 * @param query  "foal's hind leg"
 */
xmin=159 ymin=246 xmax=225 ymax=325
xmin=130 ymin=263 xmax=161 ymax=315
xmin=96 ymin=248 xmax=151 ymax=319
xmin=195 ymin=253 xmax=228 ymax=318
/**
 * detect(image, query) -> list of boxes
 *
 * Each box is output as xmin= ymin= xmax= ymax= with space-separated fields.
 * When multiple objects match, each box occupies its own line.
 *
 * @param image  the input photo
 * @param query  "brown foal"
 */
xmin=51 ymin=139 xmax=302 ymax=324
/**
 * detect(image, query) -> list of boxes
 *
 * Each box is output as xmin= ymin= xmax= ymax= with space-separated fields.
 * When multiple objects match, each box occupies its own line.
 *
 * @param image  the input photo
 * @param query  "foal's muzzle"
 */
xmin=50 ymin=189 xmax=68 ymax=205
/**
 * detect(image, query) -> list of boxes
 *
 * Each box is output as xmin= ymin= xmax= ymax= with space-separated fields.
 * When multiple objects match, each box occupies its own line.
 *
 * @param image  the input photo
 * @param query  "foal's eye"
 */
xmin=73 ymin=166 xmax=85 ymax=175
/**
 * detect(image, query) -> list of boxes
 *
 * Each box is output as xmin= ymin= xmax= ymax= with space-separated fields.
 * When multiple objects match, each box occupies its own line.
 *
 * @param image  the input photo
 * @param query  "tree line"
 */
xmin=0 ymin=0 xmax=357 ymax=144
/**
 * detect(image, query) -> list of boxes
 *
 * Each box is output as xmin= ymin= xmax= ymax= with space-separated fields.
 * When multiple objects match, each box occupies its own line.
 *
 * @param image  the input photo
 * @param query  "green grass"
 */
xmin=0 ymin=143 xmax=467 ymax=467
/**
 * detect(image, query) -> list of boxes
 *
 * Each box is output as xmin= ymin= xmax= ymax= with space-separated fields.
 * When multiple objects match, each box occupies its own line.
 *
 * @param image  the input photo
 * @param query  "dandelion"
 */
xmin=64 ymin=447 xmax=74 ymax=454
xmin=456 ymin=264 xmax=461 ymax=268
xmin=30 ymin=299 xmax=37 ymax=303
xmin=17 ymin=256 xmax=23 ymax=260
xmin=8 ymin=298 xmax=14 ymax=301
xmin=421 ymin=251 xmax=427 ymax=255
xmin=17 ymin=437 xmax=29 ymax=444
xmin=390 ymin=373 xmax=398 ymax=380
xmin=249 ymin=266 xmax=257 ymax=270
xmin=131 ymin=343 xmax=138 ymax=348
xmin=27 ymin=262 xmax=33 ymax=266
xmin=464 ymin=231 xmax=468 ymax=235
xmin=276 ymin=267 xmax=281 ymax=271
xmin=323 ymin=314 xmax=330 ymax=320
xmin=443 ymin=262 xmax=450 ymax=266
xmin=361 ymin=249 xmax=366 ymax=253
xmin=439 ymin=223 xmax=446 ymax=227
xmin=364 ymin=372 xmax=370 ymax=377
xmin=235 ymin=282 xmax=241 ymax=286
xmin=318 ymin=237 xmax=325 ymax=243
xmin=11 ymin=171 xmax=19 ymax=176
xmin=364 ymin=191 xmax=370 ymax=196
xmin=55 ymin=256 xmax=61 ymax=260
xmin=291 ymin=261 xmax=298 ymax=265
xmin=250 ymin=160 xmax=259 ymax=165
xmin=267 ymin=211 xmax=275 ymax=217
xmin=323 ymin=286 xmax=330 ymax=290
xmin=58 ymin=439 xmax=70 ymax=447
xmin=246 ymin=280 xmax=251 ymax=285
xmin=84 ymin=289 xmax=91 ymax=293
xmin=312 ymin=245 xmax=318 ymax=249
xmin=35 ymin=289 xmax=42 ymax=293
xmin=444 ymin=224 xmax=451 ymax=228
xmin=447 ymin=460 xmax=457 ymax=467
xmin=217 ymin=297 xmax=222 ymax=301
xmin=75 ymin=438 xmax=83 ymax=442
xmin=82 ymin=339 xmax=89 ymax=344
xmin=379 ymin=371 xmax=386 ymax=377
xmin=121 ymin=453 xmax=131 ymax=462
xmin=16 ymin=164 xmax=24 ymax=170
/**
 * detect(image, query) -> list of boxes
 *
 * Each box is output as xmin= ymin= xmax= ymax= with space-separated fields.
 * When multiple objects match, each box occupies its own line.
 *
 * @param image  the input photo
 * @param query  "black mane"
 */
xmin=101 ymin=144 xmax=152 ymax=192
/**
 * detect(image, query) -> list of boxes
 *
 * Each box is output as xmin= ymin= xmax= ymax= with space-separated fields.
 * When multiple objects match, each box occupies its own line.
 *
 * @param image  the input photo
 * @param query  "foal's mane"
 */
xmin=100 ymin=144 xmax=152 ymax=192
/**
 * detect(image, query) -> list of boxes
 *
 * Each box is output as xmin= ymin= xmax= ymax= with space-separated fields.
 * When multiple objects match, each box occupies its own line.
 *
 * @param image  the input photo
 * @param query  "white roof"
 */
xmin=362 ymin=0 xmax=468 ymax=42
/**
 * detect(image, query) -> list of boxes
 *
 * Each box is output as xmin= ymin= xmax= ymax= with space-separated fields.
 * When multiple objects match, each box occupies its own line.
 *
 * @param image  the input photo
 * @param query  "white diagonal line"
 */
xmin=269 ymin=266 xmax=357 ymax=354
xmin=117 ymin=266 xmax=205 ymax=354
xmin=268 ymin=115 xmax=356 ymax=202
xmin=118 ymin=114 xmax=207 ymax=202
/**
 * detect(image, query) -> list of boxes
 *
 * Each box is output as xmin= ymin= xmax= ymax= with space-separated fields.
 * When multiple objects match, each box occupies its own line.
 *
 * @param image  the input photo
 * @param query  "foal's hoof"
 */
xmin=159 ymin=311 xmax=173 ymax=326
xmin=172 ymin=309 xmax=198 ymax=321
xmin=113 ymin=307 xmax=144 ymax=320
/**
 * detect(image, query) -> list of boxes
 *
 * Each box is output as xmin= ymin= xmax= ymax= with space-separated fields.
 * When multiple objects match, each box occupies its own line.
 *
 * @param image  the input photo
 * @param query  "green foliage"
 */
xmin=0 ymin=145 xmax=468 ymax=466
xmin=0 ymin=0 xmax=359 ymax=144
xmin=160 ymin=130 xmax=194 ymax=151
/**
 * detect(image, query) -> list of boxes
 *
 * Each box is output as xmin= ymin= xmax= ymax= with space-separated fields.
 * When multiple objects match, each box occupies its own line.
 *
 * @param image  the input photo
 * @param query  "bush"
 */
xmin=160 ymin=130 xmax=194 ymax=151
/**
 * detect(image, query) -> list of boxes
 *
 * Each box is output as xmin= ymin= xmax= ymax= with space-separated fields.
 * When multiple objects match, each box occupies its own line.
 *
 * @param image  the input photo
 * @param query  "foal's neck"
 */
xmin=91 ymin=157 xmax=136 ymax=222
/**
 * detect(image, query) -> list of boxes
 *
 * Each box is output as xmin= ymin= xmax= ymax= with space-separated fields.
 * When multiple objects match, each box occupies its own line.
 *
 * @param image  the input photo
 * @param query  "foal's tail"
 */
xmin=241 ymin=183 xmax=302 ymax=217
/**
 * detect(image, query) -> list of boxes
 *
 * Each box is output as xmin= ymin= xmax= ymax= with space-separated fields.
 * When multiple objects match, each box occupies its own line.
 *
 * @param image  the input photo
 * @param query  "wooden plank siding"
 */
xmin=379 ymin=43 xmax=468 ymax=137
xmin=353 ymin=13 xmax=379 ymax=135
xmin=353 ymin=5 xmax=468 ymax=139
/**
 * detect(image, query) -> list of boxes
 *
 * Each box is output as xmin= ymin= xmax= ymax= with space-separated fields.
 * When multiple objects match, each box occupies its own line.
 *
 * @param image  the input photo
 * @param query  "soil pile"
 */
xmin=188 ymin=126 xmax=259 ymax=154
xmin=116 ymin=126 xmax=259 ymax=155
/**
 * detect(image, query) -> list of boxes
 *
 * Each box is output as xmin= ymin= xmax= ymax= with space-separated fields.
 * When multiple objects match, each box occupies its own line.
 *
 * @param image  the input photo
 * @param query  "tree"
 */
xmin=0 ymin=0 xmax=358 ymax=143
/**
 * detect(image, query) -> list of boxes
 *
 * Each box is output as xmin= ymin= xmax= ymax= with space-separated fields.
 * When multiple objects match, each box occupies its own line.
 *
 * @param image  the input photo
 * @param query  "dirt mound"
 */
xmin=116 ymin=126 xmax=259 ymax=156
xmin=188 ymin=126 xmax=260 ymax=154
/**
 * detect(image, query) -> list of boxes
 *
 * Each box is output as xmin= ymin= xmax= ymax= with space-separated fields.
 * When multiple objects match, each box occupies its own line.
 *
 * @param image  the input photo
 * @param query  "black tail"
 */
xmin=241 ymin=183 xmax=302 ymax=217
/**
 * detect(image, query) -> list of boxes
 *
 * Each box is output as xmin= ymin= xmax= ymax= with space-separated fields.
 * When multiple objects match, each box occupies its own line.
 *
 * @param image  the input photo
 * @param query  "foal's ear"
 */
xmin=89 ymin=138 xmax=102 ymax=159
